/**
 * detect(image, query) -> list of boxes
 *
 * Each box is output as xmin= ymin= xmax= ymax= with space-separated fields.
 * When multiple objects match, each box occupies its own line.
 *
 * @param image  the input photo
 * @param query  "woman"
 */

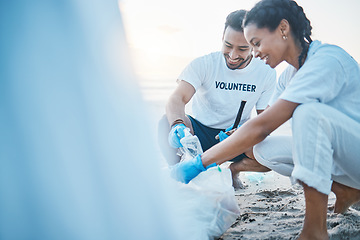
xmin=171 ymin=0 xmax=360 ymax=239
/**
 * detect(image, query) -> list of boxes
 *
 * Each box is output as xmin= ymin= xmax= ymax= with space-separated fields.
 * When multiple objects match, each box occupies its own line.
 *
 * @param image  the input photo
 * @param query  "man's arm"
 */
xmin=166 ymin=80 xmax=196 ymax=130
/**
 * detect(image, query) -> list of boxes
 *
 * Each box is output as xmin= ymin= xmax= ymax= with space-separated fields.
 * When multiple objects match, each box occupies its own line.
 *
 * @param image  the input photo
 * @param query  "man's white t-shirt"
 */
xmin=178 ymin=51 xmax=276 ymax=129
xmin=273 ymin=40 xmax=360 ymax=123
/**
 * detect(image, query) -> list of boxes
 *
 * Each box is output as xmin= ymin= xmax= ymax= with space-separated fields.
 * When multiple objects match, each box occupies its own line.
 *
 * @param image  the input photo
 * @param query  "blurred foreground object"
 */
xmin=168 ymin=167 xmax=240 ymax=239
xmin=0 ymin=1 xmax=182 ymax=239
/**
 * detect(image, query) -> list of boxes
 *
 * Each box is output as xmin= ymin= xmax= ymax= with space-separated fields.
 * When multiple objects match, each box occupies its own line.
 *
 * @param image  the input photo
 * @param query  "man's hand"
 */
xmin=170 ymin=154 xmax=216 ymax=183
xmin=217 ymin=125 xmax=240 ymax=141
xmin=168 ymin=123 xmax=187 ymax=148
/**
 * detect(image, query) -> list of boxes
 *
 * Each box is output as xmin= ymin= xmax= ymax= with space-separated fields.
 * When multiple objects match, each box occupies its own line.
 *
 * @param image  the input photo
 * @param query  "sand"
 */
xmin=146 ymin=95 xmax=360 ymax=240
xmin=219 ymin=172 xmax=360 ymax=240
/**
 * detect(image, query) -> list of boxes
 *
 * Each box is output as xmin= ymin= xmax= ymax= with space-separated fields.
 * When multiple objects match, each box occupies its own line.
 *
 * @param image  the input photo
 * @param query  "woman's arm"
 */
xmin=201 ymin=99 xmax=299 ymax=167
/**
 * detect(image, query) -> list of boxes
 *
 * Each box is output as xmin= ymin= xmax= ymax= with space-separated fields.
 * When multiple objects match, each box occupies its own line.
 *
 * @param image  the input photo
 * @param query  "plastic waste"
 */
xmin=178 ymin=128 xmax=203 ymax=161
xmin=167 ymin=166 xmax=240 ymax=240
xmin=244 ymin=172 xmax=264 ymax=183
xmin=170 ymin=128 xmax=240 ymax=239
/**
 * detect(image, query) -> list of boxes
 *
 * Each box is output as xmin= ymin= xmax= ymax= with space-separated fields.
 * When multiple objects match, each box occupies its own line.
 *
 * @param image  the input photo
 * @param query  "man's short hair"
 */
xmin=224 ymin=10 xmax=247 ymax=33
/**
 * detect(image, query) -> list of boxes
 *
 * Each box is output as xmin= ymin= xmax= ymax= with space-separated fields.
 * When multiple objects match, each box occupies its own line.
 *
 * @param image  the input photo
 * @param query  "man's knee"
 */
xmin=157 ymin=115 xmax=180 ymax=165
xmin=157 ymin=114 xmax=170 ymax=148
xmin=158 ymin=115 xmax=170 ymax=135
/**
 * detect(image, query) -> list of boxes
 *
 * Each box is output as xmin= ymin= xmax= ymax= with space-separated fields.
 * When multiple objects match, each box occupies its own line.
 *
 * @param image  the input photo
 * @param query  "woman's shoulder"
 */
xmin=309 ymin=40 xmax=352 ymax=61
xmin=305 ymin=40 xmax=359 ymax=75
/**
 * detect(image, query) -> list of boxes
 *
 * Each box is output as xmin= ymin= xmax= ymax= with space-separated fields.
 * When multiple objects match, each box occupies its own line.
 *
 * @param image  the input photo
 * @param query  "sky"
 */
xmin=119 ymin=0 xmax=360 ymax=82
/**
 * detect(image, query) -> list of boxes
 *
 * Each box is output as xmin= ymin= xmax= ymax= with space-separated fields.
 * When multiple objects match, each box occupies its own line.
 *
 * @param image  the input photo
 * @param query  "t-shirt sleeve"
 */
xmin=177 ymin=56 xmax=207 ymax=90
xmin=280 ymin=54 xmax=345 ymax=104
xmin=268 ymin=65 xmax=296 ymax=106
xmin=255 ymin=69 xmax=276 ymax=110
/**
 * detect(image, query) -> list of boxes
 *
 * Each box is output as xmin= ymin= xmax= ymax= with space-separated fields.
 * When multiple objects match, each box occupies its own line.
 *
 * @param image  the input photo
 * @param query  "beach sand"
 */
xmin=220 ymin=172 xmax=360 ymax=240
xmin=144 ymin=89 xmax=360 ymax=240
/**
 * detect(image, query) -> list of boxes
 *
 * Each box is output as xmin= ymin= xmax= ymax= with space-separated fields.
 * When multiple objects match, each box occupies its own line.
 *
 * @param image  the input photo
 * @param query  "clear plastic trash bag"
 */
xmin=166 ymin=166 xmax=240 ymax=240
xmin=170 ymin=129 xmax=240 ymax=239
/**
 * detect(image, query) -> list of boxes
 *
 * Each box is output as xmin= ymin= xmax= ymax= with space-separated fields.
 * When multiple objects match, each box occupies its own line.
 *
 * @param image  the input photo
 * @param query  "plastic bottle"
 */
xmin=179 ymin=128 xmax=203 ymax=161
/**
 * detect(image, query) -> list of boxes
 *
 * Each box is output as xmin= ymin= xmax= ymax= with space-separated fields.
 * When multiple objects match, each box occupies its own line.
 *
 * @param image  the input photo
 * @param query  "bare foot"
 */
xmin=232 ymin=173 xmax=245 ymax=189
xmin=297 ymin=232 xmax=329 ymax=240
xmin=331 ymin=182 xmax=360 ymax=213
xmin=299 ymin=183 xmax=329 ymax=240
xmin=228 ymin=158 xmax=269 ymax=190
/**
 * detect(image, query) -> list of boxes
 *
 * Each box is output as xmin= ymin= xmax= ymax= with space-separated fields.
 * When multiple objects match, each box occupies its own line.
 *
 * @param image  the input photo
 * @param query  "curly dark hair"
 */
xmin=243 ymin=0 xmax=312 ymax=68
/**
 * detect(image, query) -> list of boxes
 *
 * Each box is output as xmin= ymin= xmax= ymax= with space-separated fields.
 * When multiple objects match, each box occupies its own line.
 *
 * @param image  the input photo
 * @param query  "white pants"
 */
xmin=254 ymin=102 xmax=360 ymax=195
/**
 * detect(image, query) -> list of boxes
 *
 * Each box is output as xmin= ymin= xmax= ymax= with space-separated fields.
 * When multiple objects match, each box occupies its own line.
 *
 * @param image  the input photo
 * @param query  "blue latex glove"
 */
xmin=218 ymin=124 xmax=241 ymax=142
xmin=168 ymin=123 xmax=187 ymax=148
xmin=218 ymin=126 xmax=232 ymax=142
xmin=170 ymin=154 xmax=217 ymax=184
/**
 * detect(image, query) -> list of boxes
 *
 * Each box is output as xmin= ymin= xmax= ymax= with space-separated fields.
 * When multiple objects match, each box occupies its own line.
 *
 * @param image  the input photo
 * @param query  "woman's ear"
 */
xmin=278 ymin=19 xmax=290 ymax=38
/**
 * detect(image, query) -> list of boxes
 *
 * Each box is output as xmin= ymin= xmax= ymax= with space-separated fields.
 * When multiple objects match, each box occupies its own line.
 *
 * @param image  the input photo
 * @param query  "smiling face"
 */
xmin=244 ymin=23 xmax=287 ymax=68
xmin=221 ymin=26 xmax=252 ymax=70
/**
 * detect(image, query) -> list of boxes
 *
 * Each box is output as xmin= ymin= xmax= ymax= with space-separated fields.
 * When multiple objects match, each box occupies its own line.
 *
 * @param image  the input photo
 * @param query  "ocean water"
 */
xmin=139 ymin=78 xmax=176 ymax=103
xmin=139 ymin=78 xmax=174 ymax=119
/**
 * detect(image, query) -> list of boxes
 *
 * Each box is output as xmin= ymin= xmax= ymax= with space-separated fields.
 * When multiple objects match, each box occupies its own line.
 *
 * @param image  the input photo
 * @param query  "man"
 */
xmin=158 ymin=10 xmax=276 ymax=188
